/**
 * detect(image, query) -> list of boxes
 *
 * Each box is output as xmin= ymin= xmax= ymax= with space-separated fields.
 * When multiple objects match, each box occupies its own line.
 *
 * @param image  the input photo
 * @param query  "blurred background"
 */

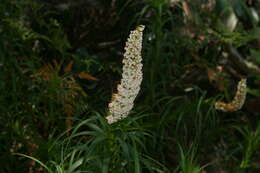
xmin=0 ymin=0 xmax=259 ymax=172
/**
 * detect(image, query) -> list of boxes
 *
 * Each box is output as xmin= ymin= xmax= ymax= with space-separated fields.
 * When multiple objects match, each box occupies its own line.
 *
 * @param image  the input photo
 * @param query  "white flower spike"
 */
xmin=106 ymin=25 xmax=145 ymax=124
xmin=215 ymin=78 xmax=247 ymax=112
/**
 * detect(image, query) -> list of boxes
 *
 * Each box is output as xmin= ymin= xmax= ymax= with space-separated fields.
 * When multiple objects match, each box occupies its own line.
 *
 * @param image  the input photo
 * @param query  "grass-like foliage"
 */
xmin=0 ymin=0 xmax=260 ymax=172
xmin=17 ymin=112 xmax=166 ymax=173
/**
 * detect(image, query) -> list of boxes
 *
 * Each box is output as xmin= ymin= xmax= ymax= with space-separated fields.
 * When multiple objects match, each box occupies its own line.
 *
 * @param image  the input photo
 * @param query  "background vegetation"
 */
xmin=0 ymin=0 xmax=260 ymax=172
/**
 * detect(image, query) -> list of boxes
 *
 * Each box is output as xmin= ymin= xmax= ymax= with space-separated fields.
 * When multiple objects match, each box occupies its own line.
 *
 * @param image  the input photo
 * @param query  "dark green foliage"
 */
xmin=0 ymin=0 xmax=259 ymax=172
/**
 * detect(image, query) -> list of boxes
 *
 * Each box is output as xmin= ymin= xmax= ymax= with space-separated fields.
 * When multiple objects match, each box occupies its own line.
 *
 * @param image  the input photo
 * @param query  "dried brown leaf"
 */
xmin=78 ymin=72 xmax=98 ymax=80
xmin=64 ymin=61 xmax=74 ymax=74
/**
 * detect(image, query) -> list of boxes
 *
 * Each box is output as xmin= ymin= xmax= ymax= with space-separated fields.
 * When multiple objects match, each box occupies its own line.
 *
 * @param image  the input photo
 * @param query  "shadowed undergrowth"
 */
xmin=0 ymin=0 xmax=260 ymax=172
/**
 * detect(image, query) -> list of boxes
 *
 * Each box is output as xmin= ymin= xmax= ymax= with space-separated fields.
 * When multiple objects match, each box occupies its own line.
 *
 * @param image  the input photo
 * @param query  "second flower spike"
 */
xmin=215 ymin=78 xmax=247 ymax=112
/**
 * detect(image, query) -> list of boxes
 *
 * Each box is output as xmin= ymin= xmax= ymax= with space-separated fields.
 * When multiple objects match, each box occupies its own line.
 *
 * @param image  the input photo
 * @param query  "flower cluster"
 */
xmin=215 ymin=78 xmax=247 ymax=112
xmin=106 ymin=25 xmax=145 ymax=124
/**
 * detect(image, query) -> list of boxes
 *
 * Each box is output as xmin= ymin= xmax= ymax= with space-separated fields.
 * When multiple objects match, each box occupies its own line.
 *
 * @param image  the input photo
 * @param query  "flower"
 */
xmin=215 ymin=78 xmax=247 ymax=112
xmin=106 ymin=25 xmax=145 ymax=124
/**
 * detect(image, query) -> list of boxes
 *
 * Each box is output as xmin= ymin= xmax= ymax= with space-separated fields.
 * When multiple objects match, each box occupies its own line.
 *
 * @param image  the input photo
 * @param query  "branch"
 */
xmin=227 ymin=44 xmax=260 ymax=75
